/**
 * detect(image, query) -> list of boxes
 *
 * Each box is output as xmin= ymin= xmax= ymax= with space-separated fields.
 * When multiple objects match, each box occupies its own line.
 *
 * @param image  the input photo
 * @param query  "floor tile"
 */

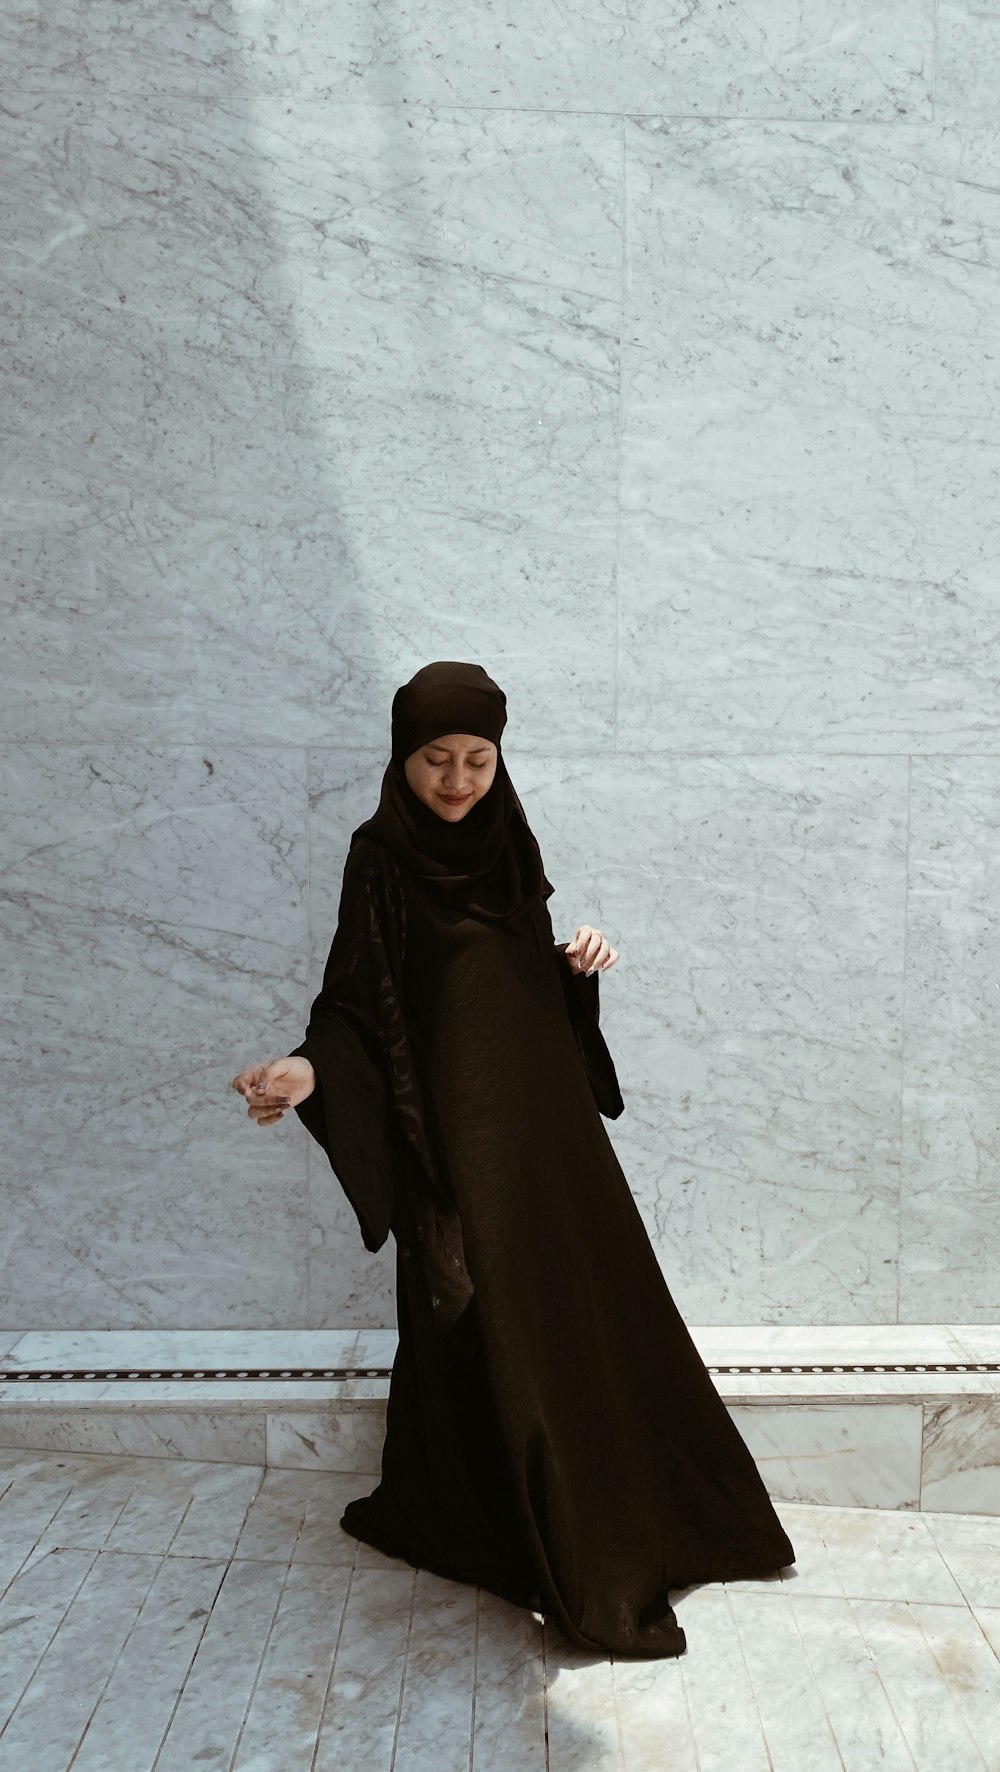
xmin=3 ymin=1461 xmax=1000 ymax=1772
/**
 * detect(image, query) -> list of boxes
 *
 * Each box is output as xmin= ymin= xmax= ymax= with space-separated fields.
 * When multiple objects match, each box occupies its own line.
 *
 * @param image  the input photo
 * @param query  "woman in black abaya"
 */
xmin=231 ymin=660 xmax=795 ymax=1660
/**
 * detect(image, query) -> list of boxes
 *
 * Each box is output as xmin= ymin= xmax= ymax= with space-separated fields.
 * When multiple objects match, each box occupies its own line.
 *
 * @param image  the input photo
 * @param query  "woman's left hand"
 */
xmin=565 ymin=925 xmax=620 ymax=977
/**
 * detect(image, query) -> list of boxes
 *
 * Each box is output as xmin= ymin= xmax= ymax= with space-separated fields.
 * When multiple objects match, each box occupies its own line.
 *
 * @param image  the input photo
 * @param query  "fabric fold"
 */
xmin=552 ymin=940 xmax=625 ymax=1119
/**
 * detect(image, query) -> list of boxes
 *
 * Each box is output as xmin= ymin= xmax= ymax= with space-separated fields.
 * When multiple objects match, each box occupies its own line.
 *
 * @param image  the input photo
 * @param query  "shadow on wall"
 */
xmin=2 ymin=5 xmax=448 ymax=1330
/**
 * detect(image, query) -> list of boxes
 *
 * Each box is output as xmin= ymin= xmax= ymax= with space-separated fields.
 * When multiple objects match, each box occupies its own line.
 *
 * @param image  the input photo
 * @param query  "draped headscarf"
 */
xmin=350 ymin=660 xmax=553 ymax=932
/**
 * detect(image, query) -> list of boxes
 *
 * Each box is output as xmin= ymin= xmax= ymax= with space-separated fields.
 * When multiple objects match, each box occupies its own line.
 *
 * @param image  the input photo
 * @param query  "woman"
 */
xmin=231 ymin=660 xmax=795 ymax=1660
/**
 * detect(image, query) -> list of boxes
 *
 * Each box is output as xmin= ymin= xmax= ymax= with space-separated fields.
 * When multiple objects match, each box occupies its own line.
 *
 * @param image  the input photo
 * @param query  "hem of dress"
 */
xmin=339 ymin=1505 xmax=544 ymax=1616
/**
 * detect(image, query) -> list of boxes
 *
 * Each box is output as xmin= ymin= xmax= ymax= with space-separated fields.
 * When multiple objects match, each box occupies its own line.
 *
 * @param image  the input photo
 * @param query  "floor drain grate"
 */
xmin=0 ymin=1366 xmax=394 ymax=1383
xmin=0 ymin=1361 xmax=996 ymax=1384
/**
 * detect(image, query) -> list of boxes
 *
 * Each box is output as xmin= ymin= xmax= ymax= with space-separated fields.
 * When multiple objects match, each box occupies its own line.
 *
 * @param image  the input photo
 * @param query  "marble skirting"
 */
xmin=1 ymin=1326 xmax=997 ymax=1518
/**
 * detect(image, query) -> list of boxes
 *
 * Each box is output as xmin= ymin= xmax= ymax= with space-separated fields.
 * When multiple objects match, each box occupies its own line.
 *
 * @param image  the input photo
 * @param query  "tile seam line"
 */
xmin=897 ymin=752 xmax=910 ymax=1327
xmin=309 ymin=1546 xmax=358 ymax=1772
xmin=613 ymin=107 xmax=625 ymax=755
xmin=66 ymin=1545 xmax=169 ymax=1764
xmin=4 ymin=93 xmax=940 ymax=123
xmin=226 ymin=1553 xmax=298 ymax=1772
xmin=6 ymin=746 xmax=997 ymax=757
xmin=0 ymin=1541 xmax=102 ymax=1755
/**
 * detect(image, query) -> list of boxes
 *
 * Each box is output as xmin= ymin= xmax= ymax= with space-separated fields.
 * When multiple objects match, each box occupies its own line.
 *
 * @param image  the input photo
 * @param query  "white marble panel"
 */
xmin=835 ymin=1595 xmax=990 ymax=1771
xmin=0 ymin=0 xmax=81 ymax=92
xmin=72 ymin=0 xmax=299 ymax=98
xmin=608 ymin=1654 xmax=697 ymax=1772
xmin=937 ymin=1 xmax=1000 ymax=123
xmin=692 ymin=1324 xmax=974 ymax=1363
xmin=0 ymin=1549 xmax=160 ymax=1772
xmin=542 ymin=1629 xmax=621 ymax=1770
xmin=0 ymin=1408 xmax=266 ymax=1464
xmin=906 ymin=1600 xmax=1000 ymax=1769
xmin=1 ymin=96 xmax=620 ymax=751
xmin=730 ymin=1402 xmax=923 ymax=1509
xmin=0 ymin=1382 xmax=370 ymax=1403
xmin=231 ymin=1560 xmax=353 ymax=1771
xmin=297 ymin=0 xmax=933 ymax=120
xmin=348 ymin=1330 xmax=400 ymax=1367
xmin=618 ymin=116 xmax=1000 ymax=753
xmin=513 ymin=750 xmax=909 ymax=962
xmin=310 ymin=1566 xmax=415 ymax=1772
xmin=0 ymin=1545 xmax=100 ymax=1708
xmin=906 ymin=760 xmax=1000 ymax=1097
xmin=764 ymin=1592 xmax=916 ymax=1770
xmin=0 ymin=0 xmax=995 ymax=1355
xmin=26 ymin=1468 xmax=139 ymax=1555
xmin=265 ymin=1404 xmax=388 ymax=1473
xmin=151 ymin=1559 xmax=291 ymax=1772
xmin=391 ymin=1570 xmax=478 ymax=1772
xmin=717 ymin=1588 xmax=843 ymax=1771
xmin=232 ymin=1465 xmax=348 ymax=1564
xmin=7 ymin=1323 xmax=983 ymax=1371
xmin=69 ymin=1557 xmax=237 ymax=1772
xmin=921 ymin=1511 xmax=1000 ymax=1609
xmin=663 ymin=1590 xmax=770 ymax=1771
xmin=899 ymin=758 xmax=1000 ymax=1319
xmin=920 ymin=1398 xmax=1000 ymax=1515
xmin=1 ymin=1330 xmax=362 ymax=1368
xmin=1 ymin=745 xmax=316 ymax=1327
xmin=98 ymin=1458 xmax=264 ymax=1558
xmin=292 ymin=1469 xmax=377 ymax=1566
xmin=951 ymin=1327 xmax=1000 ymax=1364
xmin=2 ymin=0 xmax=299 ymax=96
xmin=510 ymin=751 xmax=908 ymax=1323
xmin=900 ymin=1089 xmax=1000 ymax=1325
xmin=976 ymin=1606 xmax=1000 ymax=1659
xmin=776 ymin=1501 xmax=967 ymax=1603
xmin=471 ymin=1592 xmax=548 ymax=1772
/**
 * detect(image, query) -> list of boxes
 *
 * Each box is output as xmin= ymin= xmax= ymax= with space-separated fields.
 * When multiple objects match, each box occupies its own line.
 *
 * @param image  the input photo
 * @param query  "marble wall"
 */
xmin=2 ymin=1 xmax=998 ymax=1330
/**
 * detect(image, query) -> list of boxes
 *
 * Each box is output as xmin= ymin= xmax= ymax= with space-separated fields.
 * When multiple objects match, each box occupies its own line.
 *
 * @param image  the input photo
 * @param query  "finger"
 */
xmin=569 ymin=928 xmax=594 ymax=969
xmin=249 ymin=1097 xmax=291 ymax=1115
xmin=253 ymin=1071 xmax=290 ymax=1105
xmin=248 ymin=1099 xmax=291 ymax=1120
xmin=586 ymin=939 xmax=609 ymax=973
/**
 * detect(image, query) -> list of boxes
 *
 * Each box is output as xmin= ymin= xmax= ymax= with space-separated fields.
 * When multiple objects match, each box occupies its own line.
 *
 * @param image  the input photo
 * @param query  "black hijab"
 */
xmin=350 ymin=660 xmax=553 ymax=931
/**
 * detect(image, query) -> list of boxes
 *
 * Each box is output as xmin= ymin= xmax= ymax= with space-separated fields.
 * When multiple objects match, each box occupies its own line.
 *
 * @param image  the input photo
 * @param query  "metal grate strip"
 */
xmin=1 ymin=1361 xmax=997 ymax=1384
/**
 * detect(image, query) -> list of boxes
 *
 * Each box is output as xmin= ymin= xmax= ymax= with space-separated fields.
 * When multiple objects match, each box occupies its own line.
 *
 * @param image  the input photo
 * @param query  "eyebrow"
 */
xmin=425 ymin=742 xmax=492 ymax=756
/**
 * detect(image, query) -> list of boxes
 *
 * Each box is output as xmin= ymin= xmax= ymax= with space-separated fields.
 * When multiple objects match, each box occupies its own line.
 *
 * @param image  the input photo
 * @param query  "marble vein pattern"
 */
xmin=1 ymin=0 xmax=999 ymax=1336
xmin=1 ymin=1449 xmax=1000 ymax=1770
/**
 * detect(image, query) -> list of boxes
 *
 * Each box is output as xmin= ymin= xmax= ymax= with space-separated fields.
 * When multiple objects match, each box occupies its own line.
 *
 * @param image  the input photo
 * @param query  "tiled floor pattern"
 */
xmin=1 ymin=1447 xmax=998 ymax=1771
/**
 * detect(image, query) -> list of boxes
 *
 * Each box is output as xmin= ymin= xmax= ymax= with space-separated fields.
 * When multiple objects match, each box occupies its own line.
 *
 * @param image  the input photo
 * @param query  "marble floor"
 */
xmin=1 ymin=1448 xmax=999 ymax=1771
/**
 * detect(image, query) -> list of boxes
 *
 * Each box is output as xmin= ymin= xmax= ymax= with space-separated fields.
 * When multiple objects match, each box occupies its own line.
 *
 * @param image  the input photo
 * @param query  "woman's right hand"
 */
xmin=230 ymin=1055 xmax=316 ymax=1126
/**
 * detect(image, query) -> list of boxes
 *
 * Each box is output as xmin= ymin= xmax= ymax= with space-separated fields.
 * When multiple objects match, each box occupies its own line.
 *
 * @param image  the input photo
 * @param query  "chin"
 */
xmin=436 ymin=796 xmax=474 ymax=818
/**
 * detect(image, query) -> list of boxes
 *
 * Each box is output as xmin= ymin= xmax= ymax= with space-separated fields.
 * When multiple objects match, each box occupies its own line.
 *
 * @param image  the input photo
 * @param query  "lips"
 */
xmin=440 ymin=794 xmax=470 ymax=804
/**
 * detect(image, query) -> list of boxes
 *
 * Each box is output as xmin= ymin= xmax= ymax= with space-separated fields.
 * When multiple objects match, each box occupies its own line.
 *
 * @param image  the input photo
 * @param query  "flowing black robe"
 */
xmin=290 ymin=836 xmax=795 ymax=1659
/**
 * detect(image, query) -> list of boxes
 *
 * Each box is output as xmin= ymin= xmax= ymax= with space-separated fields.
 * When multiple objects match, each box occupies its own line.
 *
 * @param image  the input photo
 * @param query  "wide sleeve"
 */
xmin=288 ymin=839 xmax=447 ymax=1253
xmin=553 ymin=940 xmax=625 ymax=1120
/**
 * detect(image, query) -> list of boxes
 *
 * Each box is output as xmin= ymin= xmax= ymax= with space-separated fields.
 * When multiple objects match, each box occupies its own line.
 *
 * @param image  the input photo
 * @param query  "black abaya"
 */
xmin=291 ymin=835 xmax=795 ymax=1660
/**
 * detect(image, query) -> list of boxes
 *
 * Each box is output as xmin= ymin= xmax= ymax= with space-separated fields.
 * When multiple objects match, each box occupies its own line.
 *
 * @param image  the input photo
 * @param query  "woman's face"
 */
xmin=404 ymin=732 xmax=498 ymax=820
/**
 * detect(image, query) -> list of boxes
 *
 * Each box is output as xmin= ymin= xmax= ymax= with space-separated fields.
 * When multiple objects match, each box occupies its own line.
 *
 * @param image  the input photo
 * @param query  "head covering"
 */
xmin=350 ymin=660 xmax=553 ymax=929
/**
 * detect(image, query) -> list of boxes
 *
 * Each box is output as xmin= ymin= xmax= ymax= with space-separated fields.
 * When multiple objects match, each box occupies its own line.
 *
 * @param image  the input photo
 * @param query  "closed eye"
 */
xmin=427 ymin=757 xmax=488 ymax=768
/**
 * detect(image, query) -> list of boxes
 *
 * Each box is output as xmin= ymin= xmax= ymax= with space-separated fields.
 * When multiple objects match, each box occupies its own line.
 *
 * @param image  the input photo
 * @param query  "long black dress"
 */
xmin=291 ymin=835 xmax=795 ymax=1660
